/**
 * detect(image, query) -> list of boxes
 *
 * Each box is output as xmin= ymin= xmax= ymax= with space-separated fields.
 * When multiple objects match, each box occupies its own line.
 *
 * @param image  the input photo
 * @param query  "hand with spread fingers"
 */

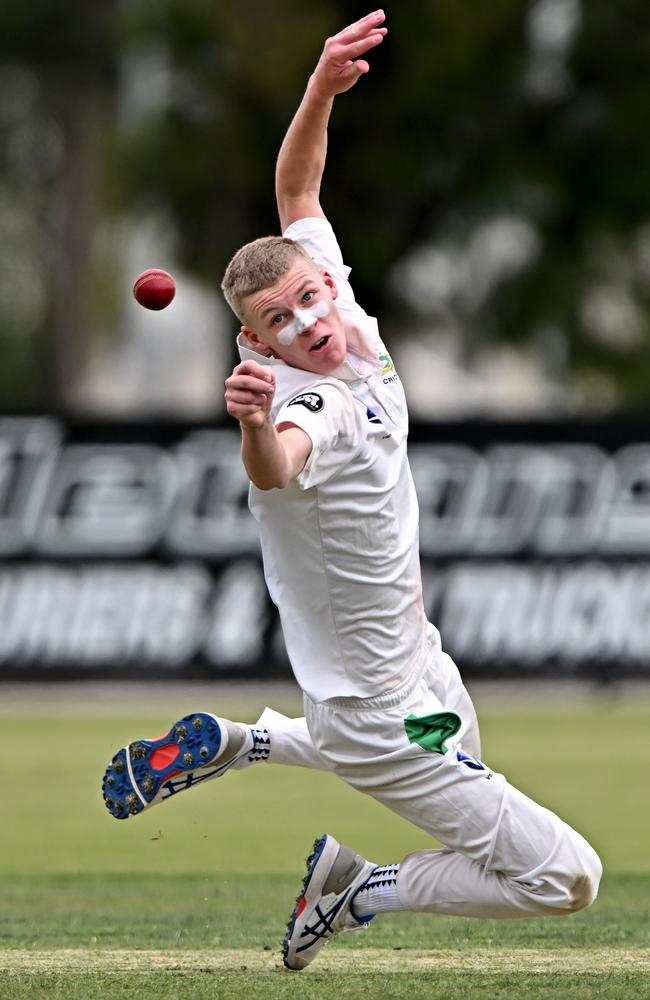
xmin=311 ymin=9 xmax=387 ymax=100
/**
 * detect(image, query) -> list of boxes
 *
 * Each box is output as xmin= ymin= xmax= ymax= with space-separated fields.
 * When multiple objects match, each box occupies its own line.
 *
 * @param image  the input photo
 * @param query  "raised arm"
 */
xmin=275 ymin=10 xmax=387 ymax=232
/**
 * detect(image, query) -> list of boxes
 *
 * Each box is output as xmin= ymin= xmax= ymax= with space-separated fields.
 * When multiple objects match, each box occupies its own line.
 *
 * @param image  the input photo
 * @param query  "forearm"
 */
xmin=275 ymin=79 xmax=333 ymax=217
xmin=241 ymin=419 xmax=292 ymax=491
xmin=275 ymin=12 xmax=386 ymax=230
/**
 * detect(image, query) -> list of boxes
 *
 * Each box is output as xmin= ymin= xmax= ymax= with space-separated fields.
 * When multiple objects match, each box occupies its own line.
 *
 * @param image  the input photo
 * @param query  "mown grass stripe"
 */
xmin=1 ymin=948 xmax=648 ymax=975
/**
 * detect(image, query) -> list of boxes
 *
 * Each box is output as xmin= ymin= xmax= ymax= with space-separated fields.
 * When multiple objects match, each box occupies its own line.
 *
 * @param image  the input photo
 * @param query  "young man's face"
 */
xmin=241 ymin=259 xmax=348 ymax=374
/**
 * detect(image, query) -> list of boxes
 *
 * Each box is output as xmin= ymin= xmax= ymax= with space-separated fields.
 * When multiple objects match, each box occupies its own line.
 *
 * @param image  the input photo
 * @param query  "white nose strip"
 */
xmin=277 ymin=300 xmax=329 ymax=345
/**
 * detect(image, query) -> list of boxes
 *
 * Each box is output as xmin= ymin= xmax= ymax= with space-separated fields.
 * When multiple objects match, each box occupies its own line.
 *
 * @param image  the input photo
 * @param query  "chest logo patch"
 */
xmin=288 ymin=392 xmax=324 ymax=413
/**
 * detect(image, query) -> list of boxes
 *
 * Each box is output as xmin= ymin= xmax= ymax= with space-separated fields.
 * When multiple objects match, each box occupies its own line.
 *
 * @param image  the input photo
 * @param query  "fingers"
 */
xmin=225 ymin=386 xmax=271 ymax=424
xmin=226 ymin=362 xmax=275 ymax=392
xmin=336 ymin=9 xmax=385 ymax=44
xmin=332 ymin=30 xmax=385 ymax=63
xmin=227 ymin=391 xmax=268 ymax=407
xmin=225 ymin=362 xmax=275 ymax=425
xmin=226 ymin=401 xmax=265 ymax=418
xmin=225 ymin=387 xmax=272 ymax=407
xmin=312 ymin=10 xmax=387 ymax=97
xmin=231 ymin=359 xmax=275 ymax=382
xmin=324 ymin=11 xmax=387 ymax=74
xmin=225 ymin=372 xmax=274 ymax=394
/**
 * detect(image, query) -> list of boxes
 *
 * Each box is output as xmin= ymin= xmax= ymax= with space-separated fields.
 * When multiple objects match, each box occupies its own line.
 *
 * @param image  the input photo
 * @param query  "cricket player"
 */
xmin=103 ymin=10 xmax=602 ymax=971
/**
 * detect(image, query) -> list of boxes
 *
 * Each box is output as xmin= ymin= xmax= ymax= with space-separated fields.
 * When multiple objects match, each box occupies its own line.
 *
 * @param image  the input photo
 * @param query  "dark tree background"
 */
xmin=0 ymin=0 xmax=648 ymax=410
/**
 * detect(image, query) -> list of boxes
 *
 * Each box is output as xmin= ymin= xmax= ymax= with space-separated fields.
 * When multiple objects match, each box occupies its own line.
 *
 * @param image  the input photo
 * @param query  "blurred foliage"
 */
xmin=0 ymin=0 xmax=649 ymax=408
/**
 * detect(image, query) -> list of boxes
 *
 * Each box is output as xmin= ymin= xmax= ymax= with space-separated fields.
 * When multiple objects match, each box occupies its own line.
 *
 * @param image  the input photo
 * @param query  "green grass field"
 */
xmin=1 ymin=681 xmax=649 ymax=999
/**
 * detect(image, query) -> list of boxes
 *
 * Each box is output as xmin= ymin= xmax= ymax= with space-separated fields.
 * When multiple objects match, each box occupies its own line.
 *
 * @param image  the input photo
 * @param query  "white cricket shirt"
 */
xmin=239 ymin=217 xmax=430 ymax=701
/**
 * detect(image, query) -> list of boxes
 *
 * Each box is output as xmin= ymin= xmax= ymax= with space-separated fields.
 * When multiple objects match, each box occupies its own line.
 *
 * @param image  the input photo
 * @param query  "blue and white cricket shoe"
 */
xmin=283 ymin=833 xmax=376 ymax=971
xmin=102 ymin=712 xmax=263 ymax=819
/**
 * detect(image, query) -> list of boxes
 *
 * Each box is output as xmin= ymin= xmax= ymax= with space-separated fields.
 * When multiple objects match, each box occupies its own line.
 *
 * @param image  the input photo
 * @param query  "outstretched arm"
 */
xmin=275 ymin=10 xmax=387 ymax=232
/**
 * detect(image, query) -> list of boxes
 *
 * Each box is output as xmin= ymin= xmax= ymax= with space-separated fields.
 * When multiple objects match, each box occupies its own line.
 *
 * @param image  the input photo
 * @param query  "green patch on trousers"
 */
xmin=404 ymin=711 xmax=462 ymax=753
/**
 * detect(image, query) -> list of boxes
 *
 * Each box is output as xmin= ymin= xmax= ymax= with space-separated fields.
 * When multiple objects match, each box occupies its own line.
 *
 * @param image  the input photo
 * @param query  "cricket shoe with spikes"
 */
xmin=283 ymin=833 xmax=376 ymax=971
xmin=102 ymin=713 xmax=267 ymax=819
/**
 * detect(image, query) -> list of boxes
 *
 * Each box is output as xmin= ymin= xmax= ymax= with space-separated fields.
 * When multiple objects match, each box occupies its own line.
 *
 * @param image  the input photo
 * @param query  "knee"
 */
xmin=564 ymin=869 xmax=600 ymax=913
xmin=558 ymin=842 xmax=603 ymax=914
xmin=527 ymin=834 xmax=603 ymax=915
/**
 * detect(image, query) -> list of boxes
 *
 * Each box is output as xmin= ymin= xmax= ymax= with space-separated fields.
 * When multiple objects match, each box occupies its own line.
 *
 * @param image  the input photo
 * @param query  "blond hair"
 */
xmin=221 ymin=236 xmax=316 ymax=321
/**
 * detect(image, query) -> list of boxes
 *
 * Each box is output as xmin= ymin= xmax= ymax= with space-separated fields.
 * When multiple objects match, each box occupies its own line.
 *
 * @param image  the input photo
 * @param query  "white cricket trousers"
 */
xmin=255 ymin=629 xmax=602 ymax=919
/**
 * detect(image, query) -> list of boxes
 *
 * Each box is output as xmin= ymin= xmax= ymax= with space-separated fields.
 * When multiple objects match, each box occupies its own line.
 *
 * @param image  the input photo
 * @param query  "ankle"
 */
xmin=350 ymin=864 xmax=402 ymax=918
xmin=248 ymin=727 xmax=271 ymax=762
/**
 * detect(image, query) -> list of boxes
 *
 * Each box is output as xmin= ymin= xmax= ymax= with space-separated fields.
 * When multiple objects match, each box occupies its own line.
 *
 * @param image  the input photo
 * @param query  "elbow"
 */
xmin=252 ymin=474 xmax=290 ymax=492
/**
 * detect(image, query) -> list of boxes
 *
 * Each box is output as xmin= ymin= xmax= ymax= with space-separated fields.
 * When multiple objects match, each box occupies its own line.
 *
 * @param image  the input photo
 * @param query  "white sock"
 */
xmin=351 ymin=864 xmax=403 ymax=917
xmin=230 ymin=726 xmax=270 ymax=770
xmin=247 ymin=726 xmax=270 ymax=762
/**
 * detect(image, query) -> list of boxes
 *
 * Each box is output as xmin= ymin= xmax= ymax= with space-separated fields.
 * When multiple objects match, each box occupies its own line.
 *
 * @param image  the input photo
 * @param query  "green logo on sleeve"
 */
xmin=404 ymin=711 xmax=462 ymax=754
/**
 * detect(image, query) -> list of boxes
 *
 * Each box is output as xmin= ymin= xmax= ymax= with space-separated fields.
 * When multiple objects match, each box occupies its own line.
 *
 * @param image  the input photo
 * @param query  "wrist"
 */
xmin=240 ymin=413 xmax=274 ymax=433
xmin=306 ymin=73 xmax=336 ymax=107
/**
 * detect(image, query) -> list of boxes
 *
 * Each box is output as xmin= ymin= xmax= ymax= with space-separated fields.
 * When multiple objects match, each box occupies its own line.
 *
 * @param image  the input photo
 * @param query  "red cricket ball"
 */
xmin=133 ymin=268 xmax=176 ymax=310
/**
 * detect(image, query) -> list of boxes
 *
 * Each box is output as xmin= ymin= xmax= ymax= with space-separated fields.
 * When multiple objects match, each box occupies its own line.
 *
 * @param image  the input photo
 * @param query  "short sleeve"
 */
xmin=275 ymin=381 xmax=363 ymax=490
xmin=284 ymin=216 xmax=385 ymax=379
xmin=283 ymin=217 xmax=362 ymax=316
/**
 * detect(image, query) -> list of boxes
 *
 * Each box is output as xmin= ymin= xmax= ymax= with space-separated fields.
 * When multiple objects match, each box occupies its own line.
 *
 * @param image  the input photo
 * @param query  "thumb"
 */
xmin=340 ymin=61 xmax=369 ymax=90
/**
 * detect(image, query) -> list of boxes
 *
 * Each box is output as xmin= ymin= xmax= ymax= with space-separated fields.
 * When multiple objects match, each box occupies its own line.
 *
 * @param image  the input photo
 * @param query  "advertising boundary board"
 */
xmin=1 ymin=414 xmax=650 ymax=682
